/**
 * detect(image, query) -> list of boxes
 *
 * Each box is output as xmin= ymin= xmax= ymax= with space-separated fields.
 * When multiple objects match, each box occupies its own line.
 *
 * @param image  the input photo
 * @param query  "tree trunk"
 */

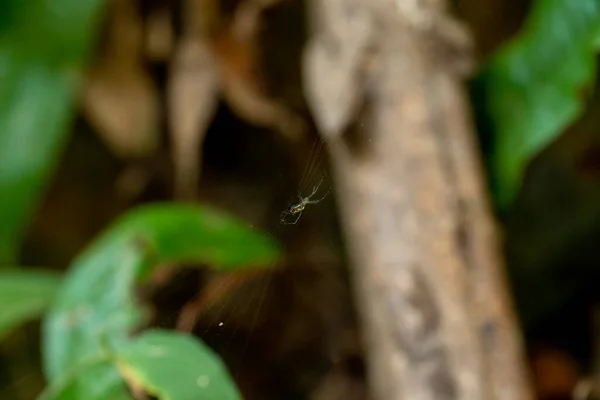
xmin=304 ymin=0 xmax=533 ymax=399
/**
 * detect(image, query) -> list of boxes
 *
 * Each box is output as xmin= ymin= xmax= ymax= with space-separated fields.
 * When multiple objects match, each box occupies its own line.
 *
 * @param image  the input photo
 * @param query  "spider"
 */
xmin=280 ymin=178 xmax=330 ymax=225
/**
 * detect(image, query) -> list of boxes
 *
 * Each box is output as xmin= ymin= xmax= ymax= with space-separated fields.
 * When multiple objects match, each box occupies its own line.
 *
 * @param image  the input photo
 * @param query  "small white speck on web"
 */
xmin=218 ymin=322 xmax=224 ymax=327
xmin=197 ymin=375 xmax=210 ymax=387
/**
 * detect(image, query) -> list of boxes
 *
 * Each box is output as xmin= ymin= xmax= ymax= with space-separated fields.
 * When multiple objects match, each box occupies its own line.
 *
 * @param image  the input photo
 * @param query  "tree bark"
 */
xmin=304 ymin=0 xmax=533 ymax=399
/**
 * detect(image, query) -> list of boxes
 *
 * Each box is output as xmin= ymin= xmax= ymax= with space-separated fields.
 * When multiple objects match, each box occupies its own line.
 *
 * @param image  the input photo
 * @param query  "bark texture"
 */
xmin=304 ymin=0 xmax=534 ymax=399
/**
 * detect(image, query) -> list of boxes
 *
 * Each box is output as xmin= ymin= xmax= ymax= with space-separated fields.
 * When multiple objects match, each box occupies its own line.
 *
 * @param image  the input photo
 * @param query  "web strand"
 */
xmin=192 ymin=133 xmax=328 ymax=385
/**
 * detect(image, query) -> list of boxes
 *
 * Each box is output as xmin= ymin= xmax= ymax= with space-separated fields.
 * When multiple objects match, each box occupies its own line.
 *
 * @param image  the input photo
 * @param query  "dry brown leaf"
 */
xmin=167 ymin=0 xmax=221 ymax=200
xmin=303 ymin=0 xmax=373 ymax=139
xmin=144 ymin=6 xmax=174 ymax=62
xmin=168 ymin=35 xmax=220 ymax=200
xmin=211 ymin=0 xmax=305 ymax=142
xmin=83 ymin=64 xmax=159 ymax=158
xmin=82 ymin=0 xmax=160 ymax=159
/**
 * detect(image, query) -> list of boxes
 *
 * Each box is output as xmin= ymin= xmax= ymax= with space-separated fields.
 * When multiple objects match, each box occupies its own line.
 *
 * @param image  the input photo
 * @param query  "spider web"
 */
xmin=172 ymin=130 xmax=332 ymax=395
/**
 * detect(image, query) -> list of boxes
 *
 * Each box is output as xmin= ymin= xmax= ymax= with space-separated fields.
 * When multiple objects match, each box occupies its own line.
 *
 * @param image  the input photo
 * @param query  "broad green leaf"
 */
xmin=116 ymin=330 xmax=242 ymax=400
xmin=43 ymin=203 xmax=280 ymax=382
xmin=38 ymin=360 xmax=132 ymax=400
xmin=0 ymin=269 xmax=62 ymax=339
xmin=0 ymin=0 xmax=106 ymax=263
xmin=477 ymin=0 xmax=600 ymax=208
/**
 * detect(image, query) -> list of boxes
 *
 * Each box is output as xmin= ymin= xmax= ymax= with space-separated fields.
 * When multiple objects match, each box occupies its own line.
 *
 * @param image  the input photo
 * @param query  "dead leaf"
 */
xmin=144 ymin=6 xmax=174 ymax=62
xmin=211 ymin=0 xmax=306 ymax=142
xmin=303 ymin=0 xmax=373 ymax=138
xmin=168 ymin=35 xmax=219 ymax=200
xmin=82 ymin=0 xmax=160 ymax=159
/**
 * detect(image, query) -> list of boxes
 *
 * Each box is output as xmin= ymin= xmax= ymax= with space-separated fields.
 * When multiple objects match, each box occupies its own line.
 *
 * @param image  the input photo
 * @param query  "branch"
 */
xmin=304 ymin=0 xmax=533 ymax=398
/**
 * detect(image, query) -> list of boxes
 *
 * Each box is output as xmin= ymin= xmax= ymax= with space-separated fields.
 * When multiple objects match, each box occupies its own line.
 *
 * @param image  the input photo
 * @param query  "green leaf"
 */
xmin=0 ymin=0 xmax=106 ymax=263
xmin=38 ymin=360 xmax=132 ymax=400
xmin=116 ymin=330 xmax=242 ymax=400
xmin=43 ymin=203 xmax=280 ymax=382
xmin=0 ymin=269 xmax=62 ymax=339
xmin=477 ymin=0 xmax=600 ymax=208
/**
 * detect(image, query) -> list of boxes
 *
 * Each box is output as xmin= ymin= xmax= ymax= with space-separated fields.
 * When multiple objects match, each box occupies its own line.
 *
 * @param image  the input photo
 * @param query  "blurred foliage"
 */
xmin=38 ymin=362 xmax=131 ymax=400
xmin=115 ymin=330 xmax=242 ymax=400
xmin=39 ymin=330 xmax=244 ymax=400
xmin=37 ymin=204 xmax=278 ymax=398
xmin=0 ymin=269 xmax=61 ymax=339
xmin=477 ymin=0 xmax=600 ymax=208
xmin=0 ymin=0 xmax=106 ymax=263
xmin=39 ymin=331 xmax=244 ymax=400
xmin=0 ymin=202 xmax=280 ymax=399
xmin=0 ymin=1 xmax=283 ymax=398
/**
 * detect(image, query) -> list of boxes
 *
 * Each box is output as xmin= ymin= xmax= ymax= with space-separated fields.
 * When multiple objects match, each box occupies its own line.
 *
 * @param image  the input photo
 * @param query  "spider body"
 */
xmin=290 ymin=202 xmax=306 ymax=215
xmin=280 ymin=178 xmax=329 ymax=224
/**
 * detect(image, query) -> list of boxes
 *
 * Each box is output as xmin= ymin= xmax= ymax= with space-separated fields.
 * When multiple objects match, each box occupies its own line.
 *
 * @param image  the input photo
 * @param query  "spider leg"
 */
xmin=292 ymin=211 xmax=302 ymax=224
xmin=306 ymin=186 xmax=331 ymax=204
xmin=307 ymin=176 xmax=324 ymax=198
xmin=280 ymin=210 xmax=302 ymax=225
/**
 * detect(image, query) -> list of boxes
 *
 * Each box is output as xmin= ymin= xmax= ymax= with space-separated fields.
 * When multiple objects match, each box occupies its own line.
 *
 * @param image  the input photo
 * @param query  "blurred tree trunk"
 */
xmin=304 ymin=0 xmax=533 ymax=399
